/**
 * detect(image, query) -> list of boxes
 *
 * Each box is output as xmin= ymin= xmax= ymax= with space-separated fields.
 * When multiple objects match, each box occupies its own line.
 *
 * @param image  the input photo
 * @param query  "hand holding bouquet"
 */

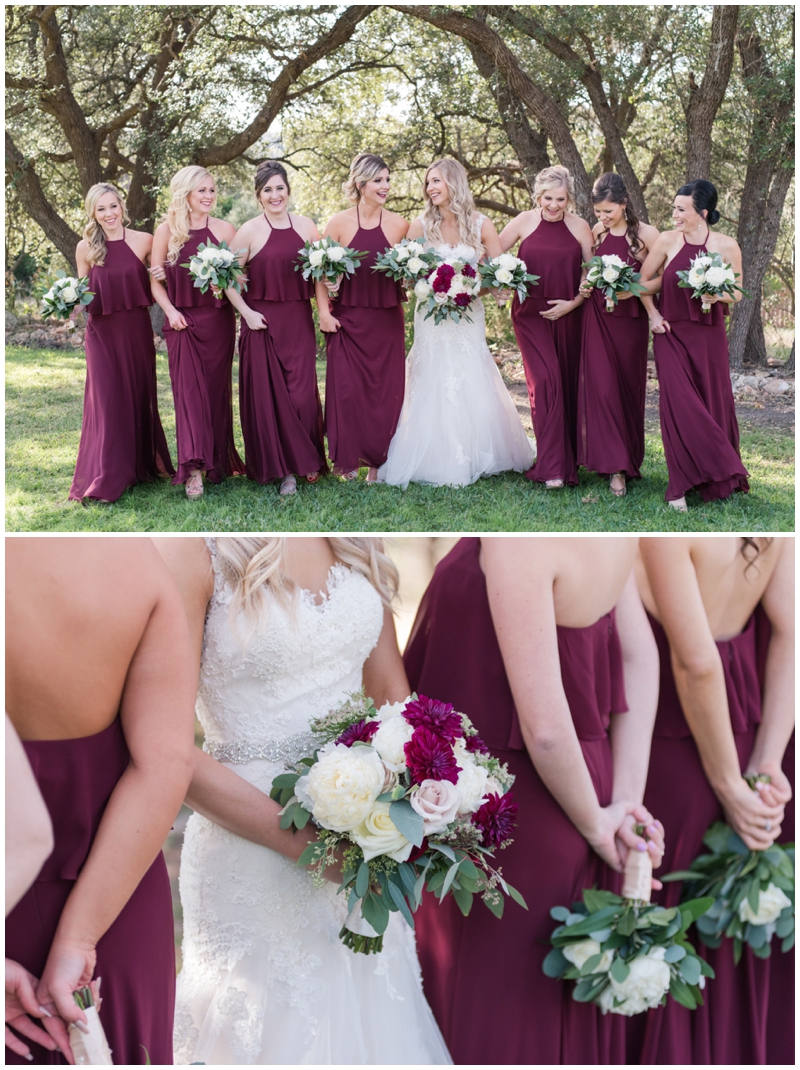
xmin=415 ymin=259 xmax=482 ymax=325
xmin=182 ymin=240 xmax=247 ymax=299
xmin=41 ymin=273 xmax=94 ymax=322
xmin=478 ymin=254 xmax=539 ymax=304
xmin=271 ymin=691 xmax=526 ymax=954
xmin=296 ymin=237 xmax=367 ymax=292
xmin=373 ymin=238 xmax=438 ymax=285
xmin=70 ymin=985 xmax=112 ymax=1064
xmin=676 ymin=251 xmax=748 ymax=312
xmin=582 ymin=254 xmax=647 ymax=312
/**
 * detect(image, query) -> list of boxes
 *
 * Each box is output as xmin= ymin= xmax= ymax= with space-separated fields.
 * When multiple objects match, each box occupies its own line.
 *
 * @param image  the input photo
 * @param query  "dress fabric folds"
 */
xmin=69 ymin=237 xmax=174 ymax=501
xmin=653 ymin=240 xmax=749 ymax=502
xmin=403 ymin=538 xmax=627 ymax=1065
xmin=238 ymin=219 xmax=326 ymax=482
xmin=163 ymin=227 xmax=243 ymax=484
xmin=577 ymin=232 xmax=649 ymax=478
xmin=5 ymin=718 xmax=175 ymax=1066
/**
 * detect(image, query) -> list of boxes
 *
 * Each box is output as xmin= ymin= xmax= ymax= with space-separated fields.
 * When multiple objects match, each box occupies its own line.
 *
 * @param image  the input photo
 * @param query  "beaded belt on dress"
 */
xmin=203 ymin=730 xmax=318 ymax=765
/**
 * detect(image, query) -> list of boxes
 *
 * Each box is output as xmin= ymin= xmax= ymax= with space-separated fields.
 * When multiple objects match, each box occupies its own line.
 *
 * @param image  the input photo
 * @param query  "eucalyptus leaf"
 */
xmin=355 ymin=861 xmax=370 ymax=899
xmin=542 ymin=947 xmax=570 ymax=978
xmin=550 ymin=905 xmax=571 ymax=922
xmin=610 ymin=956 xmax=630 ymax=983
xmin=663 ymin=944 xmax=686 ymax=963
xmin=389 ymin=799 xmax=424 ymax=846
xmin=678 ymin=954 xmax=701 ymax=986
xmin=451 ymin=883 xmax=474 ymax=917
xmin=387 ymin=880 xmax=415 ymax=928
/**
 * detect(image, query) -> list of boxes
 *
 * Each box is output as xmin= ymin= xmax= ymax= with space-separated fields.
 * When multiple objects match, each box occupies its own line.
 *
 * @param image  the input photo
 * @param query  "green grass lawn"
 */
xmin=6 ymin=345 xmax=794 ymax=532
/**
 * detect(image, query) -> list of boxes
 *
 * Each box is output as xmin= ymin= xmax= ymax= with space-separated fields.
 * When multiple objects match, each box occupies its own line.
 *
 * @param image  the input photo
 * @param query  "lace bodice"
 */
xmin=420 ymin=212 xmax=486 ymax=265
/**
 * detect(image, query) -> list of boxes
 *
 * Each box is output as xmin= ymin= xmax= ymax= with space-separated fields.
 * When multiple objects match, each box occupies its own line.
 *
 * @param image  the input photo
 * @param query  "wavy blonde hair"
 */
xmin=342 ymin=153 xmax=389 ymax=204
xmin=164 ymin=166 xmax=215 ymax=265
xmin=420 ymin=158 xmax=483 ymax=256
xmin=533 ymin=165 xmax=576 ymax=212
xmin=214 ymin=537 xmax=398 ymax=641
xmin=82 ymin=183 xmax=130 ymax=267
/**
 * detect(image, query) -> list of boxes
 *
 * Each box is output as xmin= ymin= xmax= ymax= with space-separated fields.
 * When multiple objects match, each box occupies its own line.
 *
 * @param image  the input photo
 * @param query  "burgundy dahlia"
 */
xmin=454 ymin=292 xmax=472 ymax=308
xmin=432 ymin=264 xmax=455 ymax=292
xmin=404 ymin=727 xmax=462 ymax=785
xmin=336 ymin=718 xmax=380 ymax=748
xmin=472 ymin=792 xmax=518 ymax=849
xmin=462 ymin=263 xmax=477 ymax=278
xmin=465 ymin=733 xmax=490 ymax=756
xmin=403 ymin=695 xmax=463 ymax=743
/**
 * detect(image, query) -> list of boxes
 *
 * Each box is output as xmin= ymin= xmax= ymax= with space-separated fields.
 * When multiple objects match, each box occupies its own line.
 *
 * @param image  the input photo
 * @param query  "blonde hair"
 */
xmin=533 ymin=165 xmax=575 ymax=212
xmin=164 ymin=166 xmax=215 ymax=265
xmin=420 ymin=158 xmax=483 ymax=256
xmin=82 ymin=184 xmax=130 ymax=267
xmin=343 ymin=153 xmax=389 ymax=204
xmin=214 ymin=537 xmax=398 ymax=641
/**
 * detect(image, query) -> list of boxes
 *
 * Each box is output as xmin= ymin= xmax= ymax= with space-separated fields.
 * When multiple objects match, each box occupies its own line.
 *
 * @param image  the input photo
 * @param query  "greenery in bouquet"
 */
xmin=662 ymin=819 xmax=794 ymax=963
xmin=415 ymin=259 xmax=482 ymax=325
xmin=295 ymin=236 xmax=367 ymax=284
xmin=40 ymin=272 xmax=94 ymax=320
xmin=270 ymin=691 xmax=526 ymax=954
xmin=543 ymin=887 xmax=715 ymax=1015
xmin=181 ymin=240 xmax=247 ymax=297
xmin=373 ymin=237 xmax=438 ymax=283
xmin=478 ymin=254 xmax=539 ymax=303
xmin=582 ymin=254 xmax=647 ymax=311
xmin=676 ymin=251 xmax=748 ymax=310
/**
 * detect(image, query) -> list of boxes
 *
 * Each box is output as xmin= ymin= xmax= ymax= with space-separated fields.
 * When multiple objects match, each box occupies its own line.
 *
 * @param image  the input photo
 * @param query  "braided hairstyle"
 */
xmin=591 ymin=172 xmax=643 ymax=257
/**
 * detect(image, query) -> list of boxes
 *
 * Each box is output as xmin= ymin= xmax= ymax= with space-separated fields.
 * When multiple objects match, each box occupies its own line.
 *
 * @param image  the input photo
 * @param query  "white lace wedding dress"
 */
xmin=378 ymin=215 xmax=535 ymax=488
xmin=173 ymin=541 xmax=451 ymax=1065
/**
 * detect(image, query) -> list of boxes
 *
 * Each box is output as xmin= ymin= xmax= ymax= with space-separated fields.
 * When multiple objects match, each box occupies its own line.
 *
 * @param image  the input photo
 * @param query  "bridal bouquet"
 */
xmin=662 ymin=812 xmax=794 ymax=963
xmin=544 ymin=831 xmax=715 ymax=1016
xmin=676 ymin=251 xmax=747 ymax=312
xmin=271 ymin=691 xmax=526 ymax=954
xmin=372 ymin=237 xmax=438 ymax=284
xmin=182 ymin=240 xmax=247 ymax=298
xmin=582 ymin=254 xmax=647 ymax=312
xmin=295 ymin=236 xmax=367 ymax=286
xmin=478 ymin=254 xmax=540 ymax=303
xmin=71 ymin=985 xmax=112 ymax=1064
xmin=415 ymin=259 xmax=482 ymax=325
xmin=41 ymin=272 xmax=94 ymax=321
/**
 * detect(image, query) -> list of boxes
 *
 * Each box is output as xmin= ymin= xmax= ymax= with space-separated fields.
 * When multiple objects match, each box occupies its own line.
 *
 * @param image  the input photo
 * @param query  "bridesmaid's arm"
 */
xmin=704 ymin=235 xmax=744 ymax=306
xmin=480 ymin=217 xmax=503 ymax=259
xmin=362 ymin=608 xmax=411 ymax=709
xmin=5 ymin=714 xmax=53 ymax=915
xmin=639 ymin=539 xmax=784 ymax=849
xmin=223 ymin=222 xmax=268 ymax=330
xmin=75 ymin=240 xmax=90 ymax=279
xmin=406 ymin=217 xmax=424 ymax=242
xmin=149 ymin=223 xmax=188 ymax=330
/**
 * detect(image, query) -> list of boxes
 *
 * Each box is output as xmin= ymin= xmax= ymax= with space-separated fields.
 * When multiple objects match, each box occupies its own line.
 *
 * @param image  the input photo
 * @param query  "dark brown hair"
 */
xmin=591 ymin=172 xmax=643 ymax=257
xmin=255 ymin=161 xmax=290 ymax=202
xmin=741 ymin=537 xmax=773 ymax=574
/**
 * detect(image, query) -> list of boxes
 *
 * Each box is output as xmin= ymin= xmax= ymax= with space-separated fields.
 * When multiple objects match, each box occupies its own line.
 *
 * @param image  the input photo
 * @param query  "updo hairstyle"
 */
xmin=255 ymin=160 xmax=291 ymax=202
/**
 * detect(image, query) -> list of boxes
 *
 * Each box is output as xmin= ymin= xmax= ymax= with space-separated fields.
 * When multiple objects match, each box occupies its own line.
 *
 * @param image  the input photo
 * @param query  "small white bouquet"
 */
xmin=676 ymin=251 xmax=748 ymax=312
xmin=478 ymin=253 xmax=539 ymax=303
xmin=295 ymin=236 xmax=367 ymax=287
xmin=41 ymin=272 xmax=94 ymax=322
xmin=583 ymin=254 xmax=647 ymax=312
xmin=182 ymin=240 xmax=247 ymax=299
xmin=372 ymin=237 xmax=438 ymax=284
xmin=414 ymin=259 xmax=482 ymax=325
xmin=70 ymin=985 xmax=112 ymax=1064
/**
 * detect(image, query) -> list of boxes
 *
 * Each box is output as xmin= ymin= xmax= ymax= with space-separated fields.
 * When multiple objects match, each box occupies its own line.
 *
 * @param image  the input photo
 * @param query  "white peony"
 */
xmin=598 ymin=946 xmax=671 ymax=1016
xmin=413 ymin=279 xmax=431 ymax=299
xmin=453 ymin=741 xmax=489 ymax=813
xmin=409 ymin=779 xmax=462 ymax=835
xmin=371 ymin=715 xmax=414 ymax=770
xmin=562 ymin=938 xmax=614 ymax=974
xmin=375 ymin=697 xmax=411 ymax=721
xmin=704 ymin=266 xmax=728 ymax=288
xmin=724 ymin=266 xmax=736 ymax=282
xmin=495 ymin=268 xmax=514 ymax=285
xmin=351 ymin=801 xmax=412 ymax=862
xmin=326 ymin=245 xmax=345 ymax=262
xmin=406 ymin=256 xmax=426 ymax=275
xmin=688 ymin=269 xmax=705 ymax=288
xmin=695 ymin=255 xmax=713 ymax=267
xmin=738 ymin=883 xmax=792 ymax=926
xmin=497 ymin=253 xmax=519 ymax=270
xmin=308 ymin=249 xmax=325 ymax=267
xmin=395 ymin=244 xmax=412 ymax=261
xmin=602 ymin=266 xmax=620 ymax=283
xmin=60 ymin=286 xmax=77 ymax=304
xmin=298 ymin=743 xmax=384 ymax=832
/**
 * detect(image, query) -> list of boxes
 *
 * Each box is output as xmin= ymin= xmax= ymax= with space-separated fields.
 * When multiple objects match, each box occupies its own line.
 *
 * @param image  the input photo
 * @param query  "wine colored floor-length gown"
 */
xmin=403 ymin=538 xmax=627 ymax=1065
xmin=164 ymin=227 xmax=244 ymax=484
xmin=512 ymin=217 xmax=583 ymax=485
xmin=238 ymin=216 xmax=326 ymax=483
xmin=577 ymin=232 xmax=649 ymax=479
xmin=626 ymin=612 xmax=769 ymax=1065
xmin=653 ymin=239 xmax=749 ymax=502
xmin=324 ymin=208 xmax=405 ymax=471
xmin=5 ymin=719 xmax=175 ymax=1066
xmin=69 ymin=236 xmax=174 ymax=501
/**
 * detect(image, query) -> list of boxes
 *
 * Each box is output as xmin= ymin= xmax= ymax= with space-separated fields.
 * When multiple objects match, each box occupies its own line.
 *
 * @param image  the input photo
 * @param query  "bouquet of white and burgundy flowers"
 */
xmin=41 ymin=272 xmax=94 ymax=321
xmin=271 ymin=691 xmax=526 ymax=954
xmin=478 ymin=254 xmax=540 ymax=303
xmin=70 ymin=985 xmax=112 ymax=1065
xmin=182 ymin=240 xmax=247 ymax=299
xmin=676 ymin=251 xmax=748 ymax=312
xmin=662 ymin=803 xmax=794 ymax=964
xmin=544 ymin=829 xmax=715 ymax=1016
xmin=295 ymin=237 xmax=367 ymax=287
xmin=372 ymin=237 xmax=438 ymax=284
xmin=582 ymin=254 xmax=647 ymax=312
xmin=414 ymin=259 xmax=482 ymax=325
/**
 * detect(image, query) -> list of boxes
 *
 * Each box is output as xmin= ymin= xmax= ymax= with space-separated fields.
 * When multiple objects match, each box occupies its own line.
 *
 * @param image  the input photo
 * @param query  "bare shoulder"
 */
xmin=125 ymin=228 xmax=153 ymax=248
xmin=210 ymin=217 xmax=236 ymax=242
xmin=75 ymin=238 xmax=89 ymax=257
xmin=566 ymin=212 xmax=593 ymax=239
xmin=153 ymin=221 xmax=171 ymax=240
xmin=325 ymin=207 xmax=356 ymax=235
xmin=711 ymin=231 xmax=740 ymax=255
xmin=481 ymin=536 xmax=560 ymax=583
xmin=291 ymin=213 xmax=320 ymax=240
xmin=591 ymin=221 xmax=605 ymax=239
xmin=152 ymin=537 xmax=214 ymax=602
xmin=407 ymin=216 xmax=425 ymax=239
xmin=638 ymin=222 xmax=660 ymax=246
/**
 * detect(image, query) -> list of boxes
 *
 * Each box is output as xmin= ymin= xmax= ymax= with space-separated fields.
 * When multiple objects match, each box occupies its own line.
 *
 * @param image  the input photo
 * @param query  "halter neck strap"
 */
xmin=356 ymin=204 xmax=382 ymax=229
xmin=263 ymin=212 xmax=294 ymax=232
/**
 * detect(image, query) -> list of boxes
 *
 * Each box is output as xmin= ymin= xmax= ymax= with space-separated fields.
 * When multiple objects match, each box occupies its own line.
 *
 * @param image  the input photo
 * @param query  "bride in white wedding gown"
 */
xmin=379 ymin=158 xmax=535 ymax=488
xmin=155 ymin=536 xmax=451 ymax=1066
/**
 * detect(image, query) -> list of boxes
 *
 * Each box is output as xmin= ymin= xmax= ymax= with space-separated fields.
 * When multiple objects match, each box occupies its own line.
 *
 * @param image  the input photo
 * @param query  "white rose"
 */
xmin=308 ymin=249 xmax=325 ymax=267
xmin=688 ymin=269 xmax=705 ymax=288
xmin=371 ymin=715 xmax=414 ymax=770
xmin=600 ymin=946 xmax=671 ymax=1016
xmin=739 ymin=883 xmax=792 ymax=926
xmin=326 ymin=245 xmax=345 ymax=262
xmin=495 ymin=268 xmax=514 ymax=285
xmin=704 ymin=266 xmax=728 ymax=287
xmin=696 ymin=255 xmax=713 ymax=267
xmin=395 ymin=244 xmax=411 ymax=261
xmin=351 ymin=801 xmax=413 ymax=862
xmin=563 ymin=938 xmax=614 ymax=974
xmin=60 ymin=286 xmax=77 ymax=304
xmin=199 ymin=246 xmax=219 ymax=261
xmin=409 ymin=779 xmax=462 ymax=835
xmin=406 ymin=256 xmax=426 ymax=275
xmin=604 ymin=254 xmax=627 ymax=268
xmin=414 ymin=279 xmax=432 ymax=300
xmin=497 ymin=253 xmax=518 ymax=270
xmin=453 ymin=741 xmax=489 ymax=813
xmin=434 ymin=292 xmax=449 ymax=305
xmin=300 ymin=743 xmax=385 ymax=832
xmin=602 ymin=266 xmax=620 ymax=283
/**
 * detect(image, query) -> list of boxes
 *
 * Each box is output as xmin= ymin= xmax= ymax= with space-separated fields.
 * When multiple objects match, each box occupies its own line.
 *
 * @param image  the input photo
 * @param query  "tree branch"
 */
xmin=5 ymin=130 xmax=80 ymax=270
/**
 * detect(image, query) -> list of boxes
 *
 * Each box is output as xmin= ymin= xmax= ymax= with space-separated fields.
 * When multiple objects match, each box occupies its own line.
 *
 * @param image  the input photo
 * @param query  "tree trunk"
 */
xmin=784 ymin=339 xmax=794 ymax=374
xmin=684 ymin=6 xmax=739 ymax=179
xmin=5 ymin=131 xmax=80 ymax=271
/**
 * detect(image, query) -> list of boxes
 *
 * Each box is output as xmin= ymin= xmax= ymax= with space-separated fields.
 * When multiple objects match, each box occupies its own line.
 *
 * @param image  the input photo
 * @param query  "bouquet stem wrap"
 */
xmin=68 ymin=1005 xmax=113 ymax=1065
xmin=623 ymin=850 xmax=653 ymax=902
xmin=340 ymin=902 xmax=384 ymax=955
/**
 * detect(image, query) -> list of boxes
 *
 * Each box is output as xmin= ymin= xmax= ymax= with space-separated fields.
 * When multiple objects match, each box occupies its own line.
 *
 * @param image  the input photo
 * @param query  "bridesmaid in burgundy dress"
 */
xmin=150 ymin=166 xmax=244 ymax=500
xmin=404 ymin=537 xmax=664 ymax=1065
xmin=499 ymin=166 xmax=594 ymax=488
xmin=224 ymin=161 xmax=327 ymax=496
xmin=69 ymin=184 xmax=174 ymax=503
xmin=631 ymin=537 xmax=793 ymax=1064
xmin=322 ymin=153 xmax=409 ymax=483
xmin=577 ymin=173 xmax=660 ymax=497
xmin=5 ymin=538 xmax=196 ymax=1065
xmin=640 ymin=180 xmax=749 ymax=511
